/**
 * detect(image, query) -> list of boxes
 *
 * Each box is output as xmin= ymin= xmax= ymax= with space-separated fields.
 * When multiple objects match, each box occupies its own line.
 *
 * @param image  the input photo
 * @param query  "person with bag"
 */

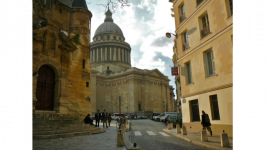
xmin=201 ymin=110 xmax=212 ymax=136
xmin=107 ymin=113 xmax=112 ymax=127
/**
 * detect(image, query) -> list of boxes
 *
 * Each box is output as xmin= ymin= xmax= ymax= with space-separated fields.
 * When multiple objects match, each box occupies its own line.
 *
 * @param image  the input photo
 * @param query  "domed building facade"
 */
xmin=89 ymin=9 xmax=175 ymax=116
xmin=90 ymin=9 xmax=131 ymax=73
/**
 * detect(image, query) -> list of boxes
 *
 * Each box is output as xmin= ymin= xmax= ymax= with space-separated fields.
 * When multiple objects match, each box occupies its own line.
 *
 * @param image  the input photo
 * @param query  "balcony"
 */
xmin=179 ymin=13 xmax=186 ymax=23
xmin=197 ymin=0 xmax=204 ymax=6
xmin=182 ymin=42 xmax=189 ymax=51
xmin=201 ymin=25 xmax=210 ymax=38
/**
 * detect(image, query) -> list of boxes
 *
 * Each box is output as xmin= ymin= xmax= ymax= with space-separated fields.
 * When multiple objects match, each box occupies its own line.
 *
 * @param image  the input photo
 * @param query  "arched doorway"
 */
xmin=35 ymin=65 xmax=55 ymax=110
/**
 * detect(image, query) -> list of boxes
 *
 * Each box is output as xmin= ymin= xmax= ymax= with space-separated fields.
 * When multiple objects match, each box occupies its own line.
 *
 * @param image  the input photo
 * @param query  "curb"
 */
xmin=163 ymin=129 xmax=227 ymax=150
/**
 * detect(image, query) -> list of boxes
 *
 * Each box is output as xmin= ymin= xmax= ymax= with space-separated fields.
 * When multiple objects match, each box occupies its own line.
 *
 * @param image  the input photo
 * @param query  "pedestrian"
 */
xmin=94 ymin=109 xmax=101 ymax=127
xmin=82 ymin=114 xmax=94 ymax=125
xmin=201 ymin=110 xmax=212 ymax=136
xmin=102 ymin=109 xmax=108 ymax=128
xmin=108 ymin=113 xmax=112 ymax=127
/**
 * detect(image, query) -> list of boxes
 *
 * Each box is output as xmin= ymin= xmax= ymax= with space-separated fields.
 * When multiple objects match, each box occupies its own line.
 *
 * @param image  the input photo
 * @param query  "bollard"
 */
xmin=131 ymin=147 xmax=140 ymax=150
xmin=201 ymin=129 xmax=208 ymax=141
xmin=176 ymin=124 xmax=181 ymax=133
xmin=167 ymin=123 xmax=172 ymax=130
xmin=170 ymin=123 xmax=173 ymax=129
xmin=117 ymin=129 xmax=124 ymax=146
xmin=220 ymin=131 xmax=230 ymax=147
xmin=182 ymin=126 xmax=187 ymax=135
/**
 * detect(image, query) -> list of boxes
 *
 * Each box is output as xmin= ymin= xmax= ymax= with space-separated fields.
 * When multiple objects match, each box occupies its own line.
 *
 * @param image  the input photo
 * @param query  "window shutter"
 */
xmin=203 ymin=52 xmax=208 ymax=77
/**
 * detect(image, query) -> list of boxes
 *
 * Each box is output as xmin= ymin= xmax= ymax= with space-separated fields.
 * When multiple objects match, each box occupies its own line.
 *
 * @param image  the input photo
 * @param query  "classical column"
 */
xmin=118 ymin=48 xmax=121 ymax=61
xmin=105 ymin=47 xmax=107 ymax=60
xmin=92 ymin=49 xmax=95 ymax=62
xmin=96 ymin=48 xmax=99 ymax=62
xmin=101 ymin=47 xmax=103 ymax=61
xmin=122 ymin=48 xmax=124 ymax=62
xmin=128 ymin=50 xmax=130 ymax=64
xmin=125 ymin=50 xmax=128 ymax=63
xmin=90 ymin=49 xmax=92 ymax=63
xmin=114 ymin=47 xmax=117 ymax=61
xmin=110 ymin=47 xmax=113 ymax=61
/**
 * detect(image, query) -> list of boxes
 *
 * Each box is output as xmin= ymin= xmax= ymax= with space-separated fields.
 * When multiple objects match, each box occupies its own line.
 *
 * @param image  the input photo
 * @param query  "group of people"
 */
xmin=82 ymin=109 xmax=112 ymax=128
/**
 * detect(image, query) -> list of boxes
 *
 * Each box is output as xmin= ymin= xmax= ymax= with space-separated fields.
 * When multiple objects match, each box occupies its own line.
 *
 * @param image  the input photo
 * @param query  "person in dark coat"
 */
xmin=107 ymin=113 xmax=112 ymax=127
xmin=102 ymin=109 xmax=108 ymax=128
xmin=201 ymin=110 xmax=212 ymax=136
xmin=82 ymin=114 xmax=94 ymax=125
xmin=94 ymin=110 xmax=101 ymax=127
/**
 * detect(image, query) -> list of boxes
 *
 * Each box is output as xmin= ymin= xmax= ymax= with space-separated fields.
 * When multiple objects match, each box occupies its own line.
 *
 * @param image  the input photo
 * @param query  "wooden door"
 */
xmin=35 ymin=65 xmax=55 ymax=110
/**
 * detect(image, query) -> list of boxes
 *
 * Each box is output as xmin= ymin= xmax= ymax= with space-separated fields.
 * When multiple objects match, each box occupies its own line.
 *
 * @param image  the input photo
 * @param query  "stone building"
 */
xmin=90 ymin=9 xmax=175 ymax=115
xmin=33 ymin=0 xmax=93 ymax=117
xmin=169 ymin=0 xmax=233 ymax=136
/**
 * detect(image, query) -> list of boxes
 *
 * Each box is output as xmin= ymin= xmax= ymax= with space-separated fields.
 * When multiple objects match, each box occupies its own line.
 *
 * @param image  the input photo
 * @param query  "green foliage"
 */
xmin=33 ymin=72 xmax=37 ymax=77
xmin=70 ymin=34 xmax=81 ymax=45
xmin=120 ymin=117 xmax=124 ymax=123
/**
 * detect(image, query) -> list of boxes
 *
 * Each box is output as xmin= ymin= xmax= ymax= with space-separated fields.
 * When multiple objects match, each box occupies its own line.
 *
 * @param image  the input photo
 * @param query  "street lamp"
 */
xmin=119 ymin=96 xmax=122 ymax=116
xmin=163 ymin=101 xmax=165 ymax=113
xmin=166 ymin=32 xmax=178 ymax=38
xmin=126 ymin=106 xmax=128 ymax=113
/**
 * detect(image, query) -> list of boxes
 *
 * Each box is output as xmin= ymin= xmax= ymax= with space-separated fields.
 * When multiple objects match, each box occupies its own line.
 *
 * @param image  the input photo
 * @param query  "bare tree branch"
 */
xmin=96 ymin=0 xmax=130 ymax=13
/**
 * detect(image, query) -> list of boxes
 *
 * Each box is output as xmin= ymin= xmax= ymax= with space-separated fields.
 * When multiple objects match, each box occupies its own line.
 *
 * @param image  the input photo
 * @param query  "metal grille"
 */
xmin=180 ymin=13 xmax=186 ymax=23
xmin=201 ymin=25 xmax=210 ymax=38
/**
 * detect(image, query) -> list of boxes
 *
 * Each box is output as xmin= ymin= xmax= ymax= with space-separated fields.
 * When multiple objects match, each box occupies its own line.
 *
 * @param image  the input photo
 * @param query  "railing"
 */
xmin=179 ymin=13 xmax=186 ymax=23
xmin=197 ymin=0 xmax=204 ymax=6
xmin=58 ymin=103 xmax=85 ymax=117
xmin=201 ymin=25 xmax=210 ymax=38
xmin=183 ymin=42 xmax=189 ymax=51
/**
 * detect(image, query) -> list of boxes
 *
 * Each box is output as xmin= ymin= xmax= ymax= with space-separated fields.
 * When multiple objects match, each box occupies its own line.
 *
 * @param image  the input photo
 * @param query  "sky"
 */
xmin=87 ymin=0 xmax=177 ymax=97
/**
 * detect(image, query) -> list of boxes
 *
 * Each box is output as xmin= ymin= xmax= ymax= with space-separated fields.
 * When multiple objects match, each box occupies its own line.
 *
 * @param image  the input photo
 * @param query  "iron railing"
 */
xmin=197 ymin=0 xmax=204 ymax=6
xmin=179 ymin=13 xmax=186 ymax=23
xmin=201 ymin=25 xmax=210 ymax=38
xmin=183 ymin=42 xmax=189 ymax=51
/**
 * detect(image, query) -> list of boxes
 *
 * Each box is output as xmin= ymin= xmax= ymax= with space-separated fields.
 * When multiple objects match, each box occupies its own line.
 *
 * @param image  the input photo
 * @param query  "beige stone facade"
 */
xmin=169 ymin=0 xmax=233 ymax=136
xmin=90 ymin=9 xmax=175 ymax=115
xmin=33 ymin=0 xmax=93 ymax=118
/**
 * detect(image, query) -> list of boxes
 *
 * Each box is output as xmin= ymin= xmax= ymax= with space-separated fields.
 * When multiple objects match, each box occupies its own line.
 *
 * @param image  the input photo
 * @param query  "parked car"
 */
xmin=163 ymin=114 xmax=171 ymax=123
xmin=151 ymin=112 xmax=162 ymax=120
xmin=111 ymin=113 xmax=125 ymax=120
xmin=166 ymin=114 xmax=182 ymax=127
xmin=155 ymin=113 xmax=165 ymax=121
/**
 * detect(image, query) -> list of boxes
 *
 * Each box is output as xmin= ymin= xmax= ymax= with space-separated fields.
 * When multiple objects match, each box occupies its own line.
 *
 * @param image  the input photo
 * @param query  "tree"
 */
xmin=96 ymin=0 xmax=130 ymax=13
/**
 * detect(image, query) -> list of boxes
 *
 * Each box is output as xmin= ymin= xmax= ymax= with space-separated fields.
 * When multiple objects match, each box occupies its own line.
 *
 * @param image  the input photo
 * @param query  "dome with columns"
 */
xmin=90 ymin=8 xmax=131 ymax=73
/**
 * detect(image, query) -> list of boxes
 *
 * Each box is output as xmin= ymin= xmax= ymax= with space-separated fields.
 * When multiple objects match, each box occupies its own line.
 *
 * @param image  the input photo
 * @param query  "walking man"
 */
xmin=102 ymin=109 xmax=108 ymax=128
xmin=95 ymin=109 xmax=101 ymax=127
xmin=201 ymin=110 xmax=213 ymax=136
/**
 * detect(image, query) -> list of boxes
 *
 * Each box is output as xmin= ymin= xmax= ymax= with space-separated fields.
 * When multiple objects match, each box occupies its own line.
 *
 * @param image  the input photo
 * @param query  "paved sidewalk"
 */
xmin=33 ymin=122 xmax=127 ymax=150
xmin=163 ymin=128 xmax=233 ymax=150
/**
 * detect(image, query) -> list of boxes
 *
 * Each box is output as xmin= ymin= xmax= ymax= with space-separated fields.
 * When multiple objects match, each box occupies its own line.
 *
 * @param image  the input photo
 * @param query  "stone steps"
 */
xmin=33 ymin=127 xmax=101 ymax=135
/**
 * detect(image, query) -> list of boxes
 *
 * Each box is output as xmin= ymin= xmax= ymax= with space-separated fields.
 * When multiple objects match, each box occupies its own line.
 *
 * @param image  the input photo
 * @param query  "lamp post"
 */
xmin=119 ymin=96 xmax=122 ymax=116
xmin=163 ymin=101 xmax=165 ymax=113
xmin=126 ymin=106 xmax=128 ymax=113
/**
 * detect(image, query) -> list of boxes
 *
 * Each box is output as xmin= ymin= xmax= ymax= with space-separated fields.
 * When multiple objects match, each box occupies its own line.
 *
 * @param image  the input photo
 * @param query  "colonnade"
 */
xmin=90 ymin=46 xmax=131 ymax=64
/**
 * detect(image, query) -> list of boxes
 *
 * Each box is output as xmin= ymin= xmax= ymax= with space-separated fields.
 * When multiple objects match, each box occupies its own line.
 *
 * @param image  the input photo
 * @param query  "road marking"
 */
xmin=146 ymin=131 xmax=156 ymax=135
xmin=134 ymin=131 xmax=142 ymax=136
xmin=159 ymin=132 xmax=170 ymax=137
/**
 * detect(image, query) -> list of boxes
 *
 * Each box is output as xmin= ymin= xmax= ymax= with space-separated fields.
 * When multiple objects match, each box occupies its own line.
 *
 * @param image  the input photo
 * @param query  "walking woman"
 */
xmin=108 ymin=113 xmax=112 ymax=127
xmin=201 ymin=110 xmax=212 ymax=136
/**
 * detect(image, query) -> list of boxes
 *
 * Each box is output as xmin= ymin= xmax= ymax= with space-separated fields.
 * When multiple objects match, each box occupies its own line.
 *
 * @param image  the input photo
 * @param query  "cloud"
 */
xmin=151 ymin=36 xmax=173 ymax=47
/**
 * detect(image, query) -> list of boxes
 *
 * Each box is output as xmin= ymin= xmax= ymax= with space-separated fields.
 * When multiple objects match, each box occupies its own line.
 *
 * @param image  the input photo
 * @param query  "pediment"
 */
xmin=146 ymin=69 xmax=165 ymax=78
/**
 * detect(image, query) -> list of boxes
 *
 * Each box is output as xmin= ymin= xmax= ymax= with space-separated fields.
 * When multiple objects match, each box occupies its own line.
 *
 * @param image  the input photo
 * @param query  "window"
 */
xmin=119 ymin=37 xmax=121 ymax=41
xmin=229 ymin=0 xmax=233 ymax=15
xmin=179 ymin=4 xmax=186 ymax=23
xmin=138 ymin=103 xmax=141 ymax=111
xmin=114 ymin=36 xmax=116 ymax=40
xmin=185 ymin=61 xmax=192 ymax=85
xmin=210 ymin=95 xmax=220 ymax=120
xmin=203 ymin=49 xmax=215 ymax=77
xmin=190 ymin=100 xmax=200 ymax=122
xmin=96 ymin=37 xmax=98 ymax=41
xmin=82 ymin=60 xmax=85 ymax=69
xmin=59 ymin=9 xmax=62 ymax=13
xmin=196 ymin=0 xmax=204 ymax=6
xmin=182 ymin=31 xmax=189 ymax=51
xmin=200 ymin=13 xmax=210 ymax=38
xmin=86 ymin=82 xmax=89 ymax=88
xmin=107 ymin=35 xmax=110 ymax=40
xmin=101 ymin=36 xmax=104 ymax=40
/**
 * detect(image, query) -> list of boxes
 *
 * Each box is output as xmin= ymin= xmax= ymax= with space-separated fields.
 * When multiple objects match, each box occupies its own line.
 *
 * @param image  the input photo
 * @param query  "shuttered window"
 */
xmin=203 ymin=49 xmax=215 ymax=77
xmin=185 ymin=61 xmax=192 ymax=84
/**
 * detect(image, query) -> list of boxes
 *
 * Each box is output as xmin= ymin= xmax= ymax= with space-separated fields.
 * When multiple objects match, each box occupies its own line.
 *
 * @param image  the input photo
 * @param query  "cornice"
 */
xmin=181 ymin=83 xmax=232 ymax=98
xmin=90 ymin=41 xmax=131 ymax=50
